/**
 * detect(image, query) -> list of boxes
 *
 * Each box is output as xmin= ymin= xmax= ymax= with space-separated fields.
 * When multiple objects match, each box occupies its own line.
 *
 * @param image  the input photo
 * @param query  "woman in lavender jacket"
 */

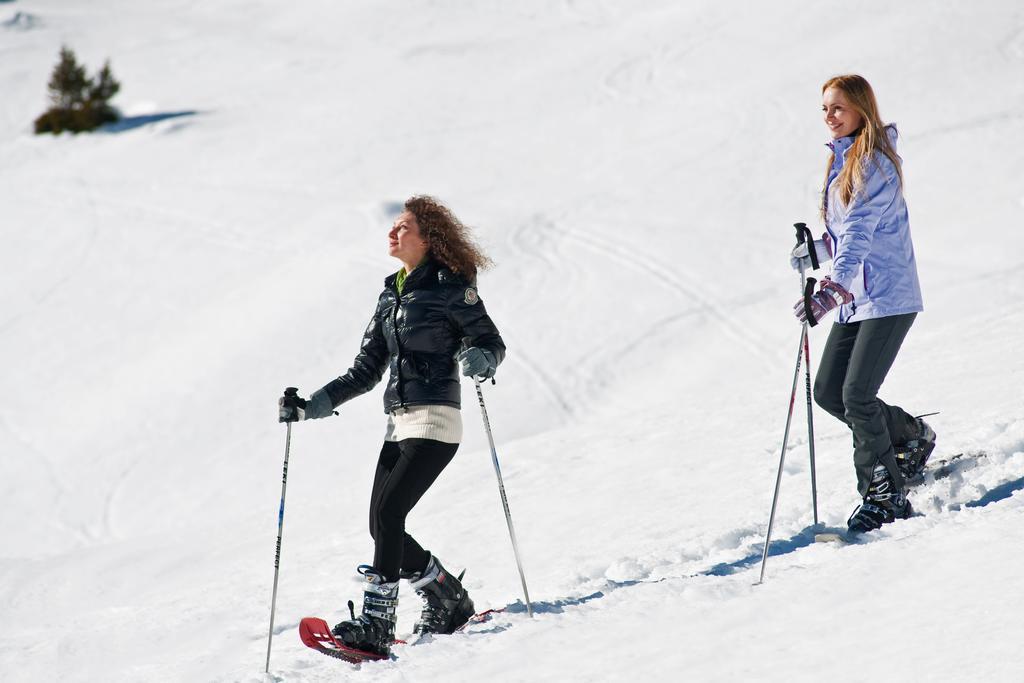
xmin=791 ymin=74 xmax=934 ymax=534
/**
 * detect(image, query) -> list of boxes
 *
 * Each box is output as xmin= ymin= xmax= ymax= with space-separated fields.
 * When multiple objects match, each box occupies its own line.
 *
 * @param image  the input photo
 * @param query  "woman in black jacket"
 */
xmin=279 ymin=196 xmax=505 ymax=655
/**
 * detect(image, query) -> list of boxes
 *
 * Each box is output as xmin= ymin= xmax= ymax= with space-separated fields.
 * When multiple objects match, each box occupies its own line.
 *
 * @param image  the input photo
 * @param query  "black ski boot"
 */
xmin=847 ymin=463 xmax=913 ymax=534
xmin=894 ymin=418 xmax=937 ymax=481
xmin=404 ymin=555 xmax=475 ymax=635
xmin=331 ymin=565 xmax=398 ymax=656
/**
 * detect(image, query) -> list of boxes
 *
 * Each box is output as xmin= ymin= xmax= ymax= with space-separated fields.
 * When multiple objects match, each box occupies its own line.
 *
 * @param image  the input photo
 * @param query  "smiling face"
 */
xmin=388 ymin=210 xmax=429 ymax=268
xmin=822 ymin=86 xmax=864 ymax=139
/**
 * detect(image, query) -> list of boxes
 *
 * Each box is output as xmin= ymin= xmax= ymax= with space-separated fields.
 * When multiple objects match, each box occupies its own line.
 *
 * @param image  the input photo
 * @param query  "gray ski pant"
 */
xmin=814 ymin=313 xmax=919 ymax=496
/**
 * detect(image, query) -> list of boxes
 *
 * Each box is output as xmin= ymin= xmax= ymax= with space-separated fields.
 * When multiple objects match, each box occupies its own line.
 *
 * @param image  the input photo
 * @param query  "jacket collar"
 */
xmin=826 ymin=133 xmax=857 ymax=156
xmin=385 ymin=258 xmax=442 ymax=292
xmin=826 ymin=125 xmax=899 ymax=168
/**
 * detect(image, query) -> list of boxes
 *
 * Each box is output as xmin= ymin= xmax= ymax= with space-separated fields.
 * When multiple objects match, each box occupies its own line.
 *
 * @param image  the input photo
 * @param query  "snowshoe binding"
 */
xmin=404 ymin=555 xmax=475 ymax=635
xmin=330 ymin=565 xmax=399 ymax=657
xmin=847 ymin=463 xmax=913 ymax=534
xmin=894 ymin=418 xmax=936 ymax=482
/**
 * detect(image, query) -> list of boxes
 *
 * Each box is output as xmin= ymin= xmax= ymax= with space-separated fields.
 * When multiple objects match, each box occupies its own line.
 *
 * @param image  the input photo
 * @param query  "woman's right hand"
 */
xmin=278 ymin=388 xmax=307 ymax=423
xmin=278 ymin=387 xmax=335 ymax=422
xmin=790 ymin=238 xmax=831 ymax=271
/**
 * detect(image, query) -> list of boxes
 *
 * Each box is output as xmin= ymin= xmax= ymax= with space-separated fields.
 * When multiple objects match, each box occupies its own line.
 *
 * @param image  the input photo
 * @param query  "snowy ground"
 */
xmin=2 ymin=1 xmax=1023 ymax=681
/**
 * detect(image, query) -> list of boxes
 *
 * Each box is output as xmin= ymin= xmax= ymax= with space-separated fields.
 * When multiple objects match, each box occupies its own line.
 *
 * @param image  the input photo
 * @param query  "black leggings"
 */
xmin=814 ymin=313 xmax=919 ymax=496
xmin=369 ymin=438 xmax=458 ymax=582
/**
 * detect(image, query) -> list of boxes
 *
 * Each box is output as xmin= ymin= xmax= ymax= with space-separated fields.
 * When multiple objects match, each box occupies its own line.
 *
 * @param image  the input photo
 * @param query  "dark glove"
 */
xmin=794 ymin=277 xmax=853 ymax=324
xmin=457 ymin=347 xmax=497 ymax=379
xmin=278 ymin=387 xmax=307 ymax=423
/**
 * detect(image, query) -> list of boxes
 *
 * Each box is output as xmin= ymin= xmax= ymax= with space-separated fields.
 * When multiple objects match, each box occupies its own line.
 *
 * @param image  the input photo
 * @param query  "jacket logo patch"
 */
xmin=464 ymin=288 xmax=479 ymax=305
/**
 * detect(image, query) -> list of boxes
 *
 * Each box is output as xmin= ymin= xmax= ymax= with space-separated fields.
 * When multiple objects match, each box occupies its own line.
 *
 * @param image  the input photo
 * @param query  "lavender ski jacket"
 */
xmin=824 ymin=126 xmax=924 ymax=323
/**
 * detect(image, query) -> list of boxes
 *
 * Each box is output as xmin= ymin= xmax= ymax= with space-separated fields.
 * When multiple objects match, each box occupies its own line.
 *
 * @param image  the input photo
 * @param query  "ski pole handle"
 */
xmin=793 ymin=222 xmax=820 ymax=271
xmin=803 ymin=277 xmax=818 ymax=328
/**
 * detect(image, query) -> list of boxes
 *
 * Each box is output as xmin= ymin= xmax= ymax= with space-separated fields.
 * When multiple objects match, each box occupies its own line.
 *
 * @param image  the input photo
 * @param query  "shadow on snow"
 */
xmin=503 ymin=591 xmax=607 ymax=615
xmin=703 ymin=525 xmax=824 ymax=577
xmin=965 ymin=476 xmax=1024 ymax=508
xmin=100 ymin=110 xmax=200 ymax=133
xmin=426 ymin=478 xmax=1024 ymax=644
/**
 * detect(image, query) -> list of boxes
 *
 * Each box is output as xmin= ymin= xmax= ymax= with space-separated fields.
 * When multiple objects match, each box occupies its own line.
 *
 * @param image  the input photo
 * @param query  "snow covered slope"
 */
xmin=2 ymin=1 xmax=1023 ymax=680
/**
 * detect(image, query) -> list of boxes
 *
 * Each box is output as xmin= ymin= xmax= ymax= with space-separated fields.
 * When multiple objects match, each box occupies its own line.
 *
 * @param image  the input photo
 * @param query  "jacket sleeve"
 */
xmin=448 ymin=285 xmax=506 ymax=366
xmin=829 ymin=156 xmax=900 ymax=292
xmin=321 ymin=303 xmax=390 ymax=408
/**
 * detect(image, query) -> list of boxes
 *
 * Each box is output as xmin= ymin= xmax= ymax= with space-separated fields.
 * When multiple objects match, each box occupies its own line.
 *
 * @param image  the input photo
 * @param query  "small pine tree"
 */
xmin=89 ymin=61 xmax=120 ymax=105
xmin=34 ymin=46 xmax=122 ymax=134
xmin=87 ymin=61 xmax=121 ymax=125
xmin=47 ymin=46 xmax=89 ymax=111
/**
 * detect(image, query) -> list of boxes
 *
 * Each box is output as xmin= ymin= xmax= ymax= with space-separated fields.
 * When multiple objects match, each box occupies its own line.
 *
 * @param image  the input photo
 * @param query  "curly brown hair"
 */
xmin=404 ymin=195 xmax=493 ymax=277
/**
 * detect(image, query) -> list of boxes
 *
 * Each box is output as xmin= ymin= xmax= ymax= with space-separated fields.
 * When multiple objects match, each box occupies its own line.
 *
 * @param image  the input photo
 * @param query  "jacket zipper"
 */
xmin=392 ymin=288 xmax=405 ymax=407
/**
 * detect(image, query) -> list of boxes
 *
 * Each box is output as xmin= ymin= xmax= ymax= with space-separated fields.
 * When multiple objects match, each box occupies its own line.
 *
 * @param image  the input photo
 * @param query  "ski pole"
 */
xmin=473 ymin=378 xmax=534 ymax=618
xmin=794 ymin=223 xmax=820 ymax=525
xmin=802 ymin=323 xmax=819 ymax=526
xmin=756 ymin=225 xmax=823 ymax=583
xmin=756 ymin=325 xmax=807 ymax=585
xmin=265 ymin=390 xmax=296 ymax=674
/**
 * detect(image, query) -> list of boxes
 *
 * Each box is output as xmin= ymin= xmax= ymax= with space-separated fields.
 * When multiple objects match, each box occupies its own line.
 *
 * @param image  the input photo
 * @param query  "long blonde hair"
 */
xmin=821 ymin=75 xmax=902 ymax=218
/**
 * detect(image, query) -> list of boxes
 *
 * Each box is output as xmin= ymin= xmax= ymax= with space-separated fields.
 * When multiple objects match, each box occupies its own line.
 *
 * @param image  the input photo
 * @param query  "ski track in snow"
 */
xmin=626 ymin=448 xmax=1006 ymax=584
xmin=600 ymin=450 xmax=1023 ymax=586
xmin=559 ymin=0 xmax=618 ymax=27
xmin=0 ymin=415 xmax=95 ymax=548
xmin=596 ymin=9 xmax=727 ymax=104
xmin=507 ymin=214 xmax=576 ymax=276
xmin=500 ymin=214 xmax=582 ymax=418
xmin=355 ymin=446 xmax=1023 ymax=654
xmin=1001 ymin=24 xmax=1024 ymax=60
xmin=80 ymin=188 xmax=280 ymax=254
xmin=602 ymin=53 xmax=660 ymax=103
xmin=500 ymin=209 xmax=774 ymax=412
xmin=908 ymin=109 xmax=1024 ymax=142
xmin=558 ymin=223 xmax=772 ymax=362
xmin=504 ymin=344 xmax=576 ymax=419
xmin=0 ymin=182 xmax=102 ymax=336
xmin=261 ymin=446 xmax=1024 ymax=681
xmin=247 ymin=441 xmax=1024 ymax=679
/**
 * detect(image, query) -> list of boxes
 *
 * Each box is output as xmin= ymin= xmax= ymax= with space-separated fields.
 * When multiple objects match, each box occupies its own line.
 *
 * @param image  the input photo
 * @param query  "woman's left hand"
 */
xmin=458 ymin=347 xmax=497 ymax=379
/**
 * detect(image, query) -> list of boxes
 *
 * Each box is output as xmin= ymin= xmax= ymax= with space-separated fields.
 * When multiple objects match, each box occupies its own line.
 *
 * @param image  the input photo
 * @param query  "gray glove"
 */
xmin=790 ymin=239 xmax=831 ymax=271
xmin=458 ymin=347 xmax=497 ymax=379
xmin=303 ymin=388 xmax=335 ymax=420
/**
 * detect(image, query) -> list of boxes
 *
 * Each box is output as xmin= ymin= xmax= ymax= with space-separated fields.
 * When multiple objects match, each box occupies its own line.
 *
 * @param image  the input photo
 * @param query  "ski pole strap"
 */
xmin=794 ymin=222 xmax=819 ymax=271
xmin=803 ymin=277 xmax=818 ymax=328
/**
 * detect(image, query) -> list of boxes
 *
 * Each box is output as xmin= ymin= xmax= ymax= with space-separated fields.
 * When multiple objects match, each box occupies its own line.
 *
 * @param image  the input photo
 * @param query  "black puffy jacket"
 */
xmin=321 ymin=259 xmax=506 ymax=413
